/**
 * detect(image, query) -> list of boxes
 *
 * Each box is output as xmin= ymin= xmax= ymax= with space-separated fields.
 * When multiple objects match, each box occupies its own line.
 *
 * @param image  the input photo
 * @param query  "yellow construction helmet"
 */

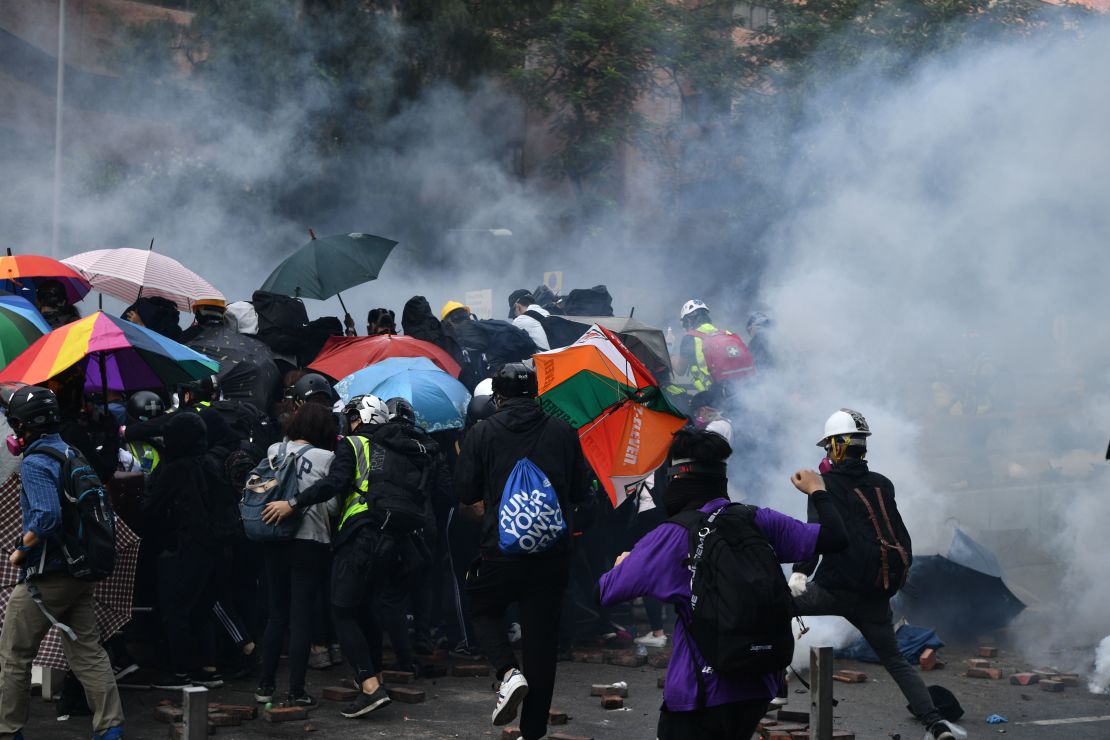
xmin=440 ymin=300 xmax=470 ymax=321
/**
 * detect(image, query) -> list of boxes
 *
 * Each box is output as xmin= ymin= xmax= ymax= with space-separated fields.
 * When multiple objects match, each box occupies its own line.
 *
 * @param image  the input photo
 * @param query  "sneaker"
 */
xmin=111 ymin=662 xmax=139 ymax=681
xmin=341 ymin=686 xmax=391 ymax=718
xmin=929 ymin=720 xmax=957 ymax=740
xmin=254 ymin=684 xmax=275 ymax=703
xmin=93 ymin=727 xmax=124 ymax=740
xmin=491 ymin=669 xmax=529 ymax=726
xmin=633 ymin=633 xmax=667 ymax=648
xmin=308 ymin=649 xmax=333 ymax=670
xmin=150 ymin=673 xmax=191 ymax=690
xmin=189 ymin=671 xmax=224 ymax=689
xmin=769 ymin=682 xmax=789 ymax=707
xmin=287 ymin=692 xmax=318 ymax=709
xmin=449 ymin=642 xmax=484 ymax=660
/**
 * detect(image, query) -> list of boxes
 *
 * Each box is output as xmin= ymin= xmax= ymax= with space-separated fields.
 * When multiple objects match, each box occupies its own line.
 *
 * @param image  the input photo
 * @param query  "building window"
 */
xmin=734 ymin=2 xmax=774 ymax=30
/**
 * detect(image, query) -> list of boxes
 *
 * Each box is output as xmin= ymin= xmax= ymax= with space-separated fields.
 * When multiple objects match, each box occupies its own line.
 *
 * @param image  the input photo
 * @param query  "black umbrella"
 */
xmin=542 ymin=315 xmax=673 ymax=382
xmin=184 ymin=323 xmax=281 ymax=409
xmin=218 ymin=360 xmax=282 ymax=411
xmin=894 ymin=528 xmax=1025 ymax=640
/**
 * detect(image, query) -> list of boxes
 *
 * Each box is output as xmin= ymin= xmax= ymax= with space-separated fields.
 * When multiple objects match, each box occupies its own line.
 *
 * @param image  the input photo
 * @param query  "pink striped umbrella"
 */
xmin=62 ymin=248 xmax=224 ymax=312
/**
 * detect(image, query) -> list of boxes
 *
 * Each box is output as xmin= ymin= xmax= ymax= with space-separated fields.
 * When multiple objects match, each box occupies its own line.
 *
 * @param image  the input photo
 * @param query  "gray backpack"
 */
xmin=240 ymin=443 xmax=308 ymax=541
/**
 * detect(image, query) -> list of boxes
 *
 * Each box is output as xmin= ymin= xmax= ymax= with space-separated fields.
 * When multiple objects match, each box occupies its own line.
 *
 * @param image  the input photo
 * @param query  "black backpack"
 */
xmin=27 ymin=447 xmax=116 ymax=582
xmin=357 ymin=433 xmax=432 ymax=533
xmin=838 ymin=485 xmax=913 ymax=597
xmin=669 ymin=504 xmax=794 ymax=690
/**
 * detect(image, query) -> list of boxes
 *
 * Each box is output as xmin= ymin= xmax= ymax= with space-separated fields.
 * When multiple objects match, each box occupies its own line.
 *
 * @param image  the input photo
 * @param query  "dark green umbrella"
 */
xmin=260 ymin=231 xmax=398 ymax=333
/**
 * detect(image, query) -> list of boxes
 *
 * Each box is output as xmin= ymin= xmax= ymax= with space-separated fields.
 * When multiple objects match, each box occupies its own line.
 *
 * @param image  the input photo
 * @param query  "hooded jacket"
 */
xmin=401 ymin=296 xmax=464 ymax=365
xmin=454 ymin=398 xmax=590 ymax=560
xmin=143 ymin=413 xmax=211 ymax=551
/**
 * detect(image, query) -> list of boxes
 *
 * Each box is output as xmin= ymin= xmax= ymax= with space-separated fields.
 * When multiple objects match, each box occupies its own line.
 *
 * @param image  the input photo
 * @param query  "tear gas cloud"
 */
xmin=4 ymin=5 xmax=1110 ymax=663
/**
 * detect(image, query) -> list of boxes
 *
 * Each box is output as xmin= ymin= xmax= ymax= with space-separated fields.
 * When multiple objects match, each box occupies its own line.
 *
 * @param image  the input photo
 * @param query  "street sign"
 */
xmin=465 ymin=289 xmax=493 ymax=320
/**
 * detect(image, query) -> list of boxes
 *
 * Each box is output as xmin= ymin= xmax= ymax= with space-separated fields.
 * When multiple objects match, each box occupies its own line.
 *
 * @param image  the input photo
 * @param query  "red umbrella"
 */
xmin=309 ymin=335 xmax=460 ymax=380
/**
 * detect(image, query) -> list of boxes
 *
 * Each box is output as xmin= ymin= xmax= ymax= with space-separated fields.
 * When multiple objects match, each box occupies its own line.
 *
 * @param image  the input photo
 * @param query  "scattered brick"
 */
xmin=967 ymin=659 xmax=992 ymax=670
xmin=1040 ymin=679 xmax=1064 ymax=692
xmin=548 ymin=734 xmax=594 ymax=740
xmin=1010 ymin=673 xmax=1039 ymax=686
xmin=978 ymin=646 xmax=999 ymax=658
xmin=207 ymin=712 xmax=240 ymax=728
xmin=501 ymin=728 xmax=522 ymax=740
xmin=833 ymin=670 xmax=868 ymax=683
xmin=1057 ymin=673 xmax=1080 ymax=687
xmin=264 ymin=706 xmax=308 ymax=722
xmin=590 ymin=684 xmax=629 ymax=698
xmin=777 ymin=710 xmax=810 ymax=724
xmin=387 ymin=687 xmax=426 ymax=704
xmin=548 ymin=709 xmax=568 ymax=725
xmin=212 ymin=704 xmax=258 ymax=721
xmin=647 ymin=652 xmax=670 ymax=669
xmin=381 ymin=670 xmax=415 ymax=684
xmin=967 ymin=668 xmax=1004 ymax=680
xmin=768 ymin=730 xmax=797 ymax=740
xmin=920 ymin=648 xmax=939 ymax=671
xmin=153 ymin=706 xmax=183 ymax=724
xmin=571 ymin=650 xmax=605 ymax=664
xmin=451 ymin=663 xmax=491 ymax=677
xmin=322 ymin=686 xmax=359 ymax=702
xmin=606 ymin=651 xmax=646 ymax=668
xmin=601 ymin=695 xmax=624 ymax=710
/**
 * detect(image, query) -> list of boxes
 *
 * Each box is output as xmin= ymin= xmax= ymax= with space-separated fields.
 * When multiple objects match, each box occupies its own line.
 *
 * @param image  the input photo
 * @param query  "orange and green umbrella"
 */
xmin=0 ymin=293 xmax=51 ymax=368
xmin=0 ymin=311 xmax=219 ymax=392
xmin=535 ymin=325 xmax=686 ymax=506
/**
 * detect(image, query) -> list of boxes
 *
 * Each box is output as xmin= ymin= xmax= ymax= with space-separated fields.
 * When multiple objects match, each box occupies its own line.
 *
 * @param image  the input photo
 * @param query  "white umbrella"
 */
xmin=62 ymin=247 xmax=224 ymax=312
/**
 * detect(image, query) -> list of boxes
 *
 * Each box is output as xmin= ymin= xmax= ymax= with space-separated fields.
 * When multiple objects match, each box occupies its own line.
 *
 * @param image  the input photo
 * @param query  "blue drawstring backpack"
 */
xmin=496 ymin=420 xmax=567 ymax=554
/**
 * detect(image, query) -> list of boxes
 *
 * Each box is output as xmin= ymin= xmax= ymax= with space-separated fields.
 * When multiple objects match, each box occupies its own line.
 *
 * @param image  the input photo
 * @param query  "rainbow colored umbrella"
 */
xmin=0 ymin=254 xmax=91 ymax=305
xmin=0 ymin=293 xmax=51 ymax=368
xmin=534 ymin=325 xmax=686 ymax=506
xmin=0 ymin=312 xmax=219 ymax=392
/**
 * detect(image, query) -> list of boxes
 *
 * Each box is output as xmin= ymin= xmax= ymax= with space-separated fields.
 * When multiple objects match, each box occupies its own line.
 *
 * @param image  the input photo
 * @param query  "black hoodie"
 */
xmin=401 ymin=296 xmax=464 ymax=365
xmin=454 ymin=398 xmax=591 ymax=560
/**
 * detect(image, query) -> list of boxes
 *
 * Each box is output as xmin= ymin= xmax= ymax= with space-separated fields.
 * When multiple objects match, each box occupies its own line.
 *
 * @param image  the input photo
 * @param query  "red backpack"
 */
xmin=688 ymin=328 xmax=756 ymax=383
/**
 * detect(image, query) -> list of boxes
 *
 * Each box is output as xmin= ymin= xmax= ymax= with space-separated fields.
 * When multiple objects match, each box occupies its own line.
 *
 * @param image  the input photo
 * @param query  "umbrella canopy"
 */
xmin=894 ymin=528 xmax=1026 ymax=639
xmin=0 ymin=254 xmax=91 ymax=305
xmin=0 ymin=312 xmax=219 ymax=392
xmin=0 ymin=293 xmax=51 ymax=368
xmin=534 ymin=325 xmax=686 ymax=506
xmin=543 ymin=315 xmax=672 ymax=380
xmin=218 ymin=359 xmax=283 ymax=410
xmin=260 ymin=233 xmax=397 ymax=301
xmin=0 ymin=472 xmax=140 ymax=670
xmin=62 ymin=248 xmax=224 ymax=312
xmin=184 ymin=322 xmax=281 ymax=408
xmin=309 ymin=334 xmax=461 ymax=381
xmin=335 ymin=356 xmax=470 ymax=433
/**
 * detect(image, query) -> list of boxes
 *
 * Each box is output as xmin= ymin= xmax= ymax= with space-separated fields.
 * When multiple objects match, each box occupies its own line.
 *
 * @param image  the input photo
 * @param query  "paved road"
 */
xmin=18 ymin=644 xmax=1110 ymax=739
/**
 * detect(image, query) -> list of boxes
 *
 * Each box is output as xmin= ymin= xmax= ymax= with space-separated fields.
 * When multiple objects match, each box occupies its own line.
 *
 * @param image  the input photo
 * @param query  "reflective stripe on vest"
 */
xmin=126 ymin=441 xmax=160 ymax=473
xmin=337 ymin=435 xmax=372 ymax=532
xmin=690 ymin=322 xmax=717 ymax=392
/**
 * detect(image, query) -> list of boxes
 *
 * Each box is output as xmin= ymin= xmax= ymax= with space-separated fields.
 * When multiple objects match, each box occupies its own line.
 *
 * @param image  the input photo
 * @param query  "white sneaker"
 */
xmin=507 ymin=622 xmax=522 ymax=645
xmin=634 ymin=633 xmax=667 ymax=648
xmin=491 ymin=669 xmax=529 ymax=726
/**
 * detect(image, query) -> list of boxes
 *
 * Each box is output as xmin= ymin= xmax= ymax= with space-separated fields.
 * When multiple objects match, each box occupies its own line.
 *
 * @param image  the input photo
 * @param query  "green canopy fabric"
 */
xmin=260 ymin=233 xmax=398 ymax=300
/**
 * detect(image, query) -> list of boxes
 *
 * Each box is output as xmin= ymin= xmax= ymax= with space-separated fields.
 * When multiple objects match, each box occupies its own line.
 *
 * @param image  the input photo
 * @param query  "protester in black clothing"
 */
xmin=401 ymin=296 xmax=464 ymax=367
xmin=366 ymin=308 xmax=397 ymax=336
xmin=35 ymin=279 xmax=80 ymax=329
xmin=262 ymin=394 xmax=436 ymax=719
xmin=791 ymin=409 xmax=957 ymax=740
xmin=454 ymin=363 xmax=590 ymax=740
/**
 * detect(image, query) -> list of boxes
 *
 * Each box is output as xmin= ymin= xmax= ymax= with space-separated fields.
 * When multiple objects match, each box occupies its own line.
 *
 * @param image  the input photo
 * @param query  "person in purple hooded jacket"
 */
xmin=598 ymin=429 xmax=848 ymax=739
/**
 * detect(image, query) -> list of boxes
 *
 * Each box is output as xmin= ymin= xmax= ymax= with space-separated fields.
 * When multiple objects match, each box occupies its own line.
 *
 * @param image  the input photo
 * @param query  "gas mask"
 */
xmin=6 ymin=434 xmax=25 ymax=457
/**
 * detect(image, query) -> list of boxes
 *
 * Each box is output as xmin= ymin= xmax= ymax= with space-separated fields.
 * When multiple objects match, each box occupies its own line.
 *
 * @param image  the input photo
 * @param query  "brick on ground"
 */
xmin=264 ymin=706 xmax=308 ymax=722
xmin=211 ymin=704 xmax=257 ymax=720
xmin=452 ymin=663 xmax=491 ymax=677
xmin=387 ymin=686 xmax=426 ymax=703
xmin=601 ymin=695 xmax=624 ymax=710
xmin=571 ymin=650 xmax=606 ymax=664
xmin=153 ymin=706 xmax=183 ymax=724
xmin=967 ymin=658 xmax=992 ymax=670
xmin=1040 ymin=679 xmax=1065 ymax=692
xmin=590 ymin=684 xmax=629 ymax=698
xmin=833 ymin=670 xmax=867 ymax=683
xmin=777 ymin=710 xmax=810 ymax=723
xmin=967 ymin=667 xmax=1004 ymax=680
xmin=322 ymin=686 xmax=360 ymax=702
xmin=920 ymin=648 xmax=939 ymax=671
xmin=647 ymin=652 xmax=670 ymax=669
xmin=381 ymin=670 xmax=415 ymax=684
xmin=1057 ymin=673 xmax=1080 ymax=687
xmin=605 ymin=650 xmax=646 ymax=668
xmin=1010 ymin=673 xmax=1040 ymax=686
xmin=207 ymin=712 xmax=240 ymax=728
xmin=978 ymin=646 xmax=999 ymax=658
xmin=548 ymin=709 xmax=569 ymax=725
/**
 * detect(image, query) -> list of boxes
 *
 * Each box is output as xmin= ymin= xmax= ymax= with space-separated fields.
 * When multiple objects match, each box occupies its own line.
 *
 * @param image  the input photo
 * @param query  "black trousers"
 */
xmin=467 ymin=555 xmax=570 ymax=740
xmin=657 ymin=698 xmax=769 ymax=739
xmin=157 ymin=544 xmax=217 ymax=675
xmin=259 ymin=539 xmax=330 ymax=695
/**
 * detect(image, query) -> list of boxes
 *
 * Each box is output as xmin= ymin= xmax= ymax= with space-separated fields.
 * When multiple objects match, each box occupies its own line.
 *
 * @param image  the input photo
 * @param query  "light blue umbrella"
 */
xmin=335 ymin=356 xmax=470 ymax=433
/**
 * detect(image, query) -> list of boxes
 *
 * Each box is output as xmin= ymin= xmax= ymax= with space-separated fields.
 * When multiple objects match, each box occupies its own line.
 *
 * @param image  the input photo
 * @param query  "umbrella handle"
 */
xmin=337 ymin=292 xmax=357 ymax=336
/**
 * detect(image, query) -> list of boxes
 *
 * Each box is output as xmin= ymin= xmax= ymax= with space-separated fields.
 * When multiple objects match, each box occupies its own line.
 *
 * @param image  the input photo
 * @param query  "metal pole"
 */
xmin=810 ymin=646 xmax=833 ymax=740
xmin=181 ymin=686 xmax=208 ymax=740
xmin=50 ymin=0 xmax=67 ymax=257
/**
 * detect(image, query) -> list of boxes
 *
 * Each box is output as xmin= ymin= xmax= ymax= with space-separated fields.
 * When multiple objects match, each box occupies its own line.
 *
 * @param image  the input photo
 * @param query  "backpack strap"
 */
xmin=852 ymin=487 xmax=898 ymax=591
xmin=872 ymin=486 xmax=910 ymax=584
xmin=523 ymin=310 xmax=546 ymax=323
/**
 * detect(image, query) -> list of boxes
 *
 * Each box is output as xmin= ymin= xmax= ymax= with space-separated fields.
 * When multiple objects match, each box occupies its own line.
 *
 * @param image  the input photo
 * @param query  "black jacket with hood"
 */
xmin=454 ymin=397 xmax=590 ymax=560
xmin=401 ymin=296 xmax=464 ymax=365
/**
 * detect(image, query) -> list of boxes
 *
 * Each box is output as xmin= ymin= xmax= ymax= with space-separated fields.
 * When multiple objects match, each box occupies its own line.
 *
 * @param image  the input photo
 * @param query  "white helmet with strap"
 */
xmin=680 ymin=299 xmax=709 ymax=320
xmin=345 ymin=394 xmax=389 ymax=426
xmin=817 ymin=408 xmax=871 ymax=447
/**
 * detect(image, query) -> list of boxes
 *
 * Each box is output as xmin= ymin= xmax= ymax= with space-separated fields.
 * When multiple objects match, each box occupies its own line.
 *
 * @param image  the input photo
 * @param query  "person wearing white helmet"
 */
xmin=262 ymin=392 xmax=437 ymax=720
xmin=673 ymin=300 xmax=755 ymax=398
xmin=789 ymin=409 xmax=959 ymax=740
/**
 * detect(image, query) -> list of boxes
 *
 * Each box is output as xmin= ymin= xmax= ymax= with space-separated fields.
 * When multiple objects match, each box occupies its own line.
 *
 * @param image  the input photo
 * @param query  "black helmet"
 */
xmin=293 ymin=372 xmax=334 ymax=404
xmin=179 ymin=374 xmax=219 ymax=406
xmin=466 ymin=394 xmax=496 ymax=426
xmin=127 ymin=391 xmax=165 ymax=422
xmin=386 ymin=397 xmax=416 ymax=426
xmin=5 ymin=385 xmax=61 ymax=430
xmin=492 ymin=363 xmax=537 ymax=399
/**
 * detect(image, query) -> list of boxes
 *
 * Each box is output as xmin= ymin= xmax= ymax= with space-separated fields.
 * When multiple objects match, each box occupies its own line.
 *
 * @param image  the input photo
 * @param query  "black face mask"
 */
xmin=662 ymin=476 xmax=724 ymax=516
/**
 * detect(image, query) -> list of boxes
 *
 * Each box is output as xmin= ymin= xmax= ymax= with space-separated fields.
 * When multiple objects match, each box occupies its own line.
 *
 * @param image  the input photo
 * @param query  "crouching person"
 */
xmin=598 ymin=429 xmax=846 ymax=740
